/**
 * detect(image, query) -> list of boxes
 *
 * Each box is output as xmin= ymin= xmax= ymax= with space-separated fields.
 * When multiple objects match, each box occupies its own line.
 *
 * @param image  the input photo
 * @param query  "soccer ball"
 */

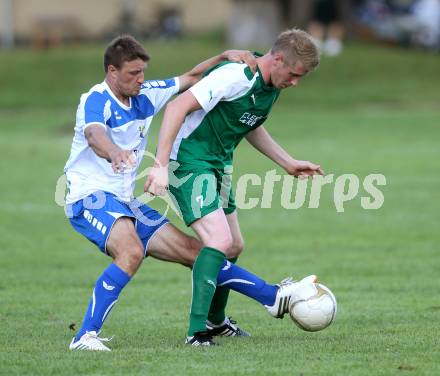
xmin=289 ymin=283 xmax=337 ymax=332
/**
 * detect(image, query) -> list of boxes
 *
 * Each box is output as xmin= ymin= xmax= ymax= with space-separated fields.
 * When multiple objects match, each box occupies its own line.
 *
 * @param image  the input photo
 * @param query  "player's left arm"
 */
xmin=245 ymin=126 xmax=324 ymax=178
xmin=177 ymin=50 xmax=257 ymax=93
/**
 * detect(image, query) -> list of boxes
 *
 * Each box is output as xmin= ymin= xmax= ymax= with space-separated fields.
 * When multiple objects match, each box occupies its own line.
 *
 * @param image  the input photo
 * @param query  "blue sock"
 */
xmin=216 ymin=260 xmax=278 ymax=306
xmin=75 ymin=263 xmax=131 ymax=340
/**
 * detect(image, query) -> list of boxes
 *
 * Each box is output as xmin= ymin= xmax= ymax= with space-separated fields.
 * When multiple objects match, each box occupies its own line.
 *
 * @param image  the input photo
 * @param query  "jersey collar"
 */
xmin=103 ymin=80 xmax=132 ymax=111
xmin=253 ymin=52 xmax=278 ymax=93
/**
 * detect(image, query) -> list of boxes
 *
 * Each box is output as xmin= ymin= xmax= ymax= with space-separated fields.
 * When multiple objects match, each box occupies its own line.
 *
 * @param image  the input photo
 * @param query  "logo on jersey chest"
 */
xmin=114 ymin=110 xmax=122 ymax=120
xmin=238 ymin=112 xmax=264 ymax=127
xmin=139 ymin=123 xmax=147 ymax=138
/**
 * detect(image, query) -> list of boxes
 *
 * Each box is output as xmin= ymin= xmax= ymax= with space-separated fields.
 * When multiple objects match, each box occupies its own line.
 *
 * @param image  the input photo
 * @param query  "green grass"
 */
xmin=0 ymin=38 xmax=439 ymax=375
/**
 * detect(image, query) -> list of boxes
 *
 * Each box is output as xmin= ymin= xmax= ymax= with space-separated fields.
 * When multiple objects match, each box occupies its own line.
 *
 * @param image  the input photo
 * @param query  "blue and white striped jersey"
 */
xmin=64 ymin=78 xmax=179 ymax=204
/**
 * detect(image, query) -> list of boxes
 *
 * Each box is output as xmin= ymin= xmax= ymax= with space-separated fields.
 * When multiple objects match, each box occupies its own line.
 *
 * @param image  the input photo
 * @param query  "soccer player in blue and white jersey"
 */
xmin=65 ymin=35 xmax=318 ymax=350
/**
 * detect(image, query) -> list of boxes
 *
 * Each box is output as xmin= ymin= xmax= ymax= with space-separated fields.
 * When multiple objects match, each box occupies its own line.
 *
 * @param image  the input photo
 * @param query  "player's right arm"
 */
xmin=85 ymin=125 xmax=135 ymax=173
xmin=144 ymin=91 xmax=201 ymax=196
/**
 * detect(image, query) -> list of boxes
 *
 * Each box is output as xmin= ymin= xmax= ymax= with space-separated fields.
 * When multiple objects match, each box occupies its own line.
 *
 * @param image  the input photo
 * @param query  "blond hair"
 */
xmin=271 ymin=29 xmax=320 ymax=72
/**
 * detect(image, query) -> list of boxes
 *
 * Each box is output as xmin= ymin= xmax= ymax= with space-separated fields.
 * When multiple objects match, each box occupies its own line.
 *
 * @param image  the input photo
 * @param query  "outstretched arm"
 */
xmin=144 ymin=91 xmax=201 ymax=195
xmin=245 ymin=126 xmax=324 ymax=177
xmin=178 ymin=50 xmax=256 ymax=92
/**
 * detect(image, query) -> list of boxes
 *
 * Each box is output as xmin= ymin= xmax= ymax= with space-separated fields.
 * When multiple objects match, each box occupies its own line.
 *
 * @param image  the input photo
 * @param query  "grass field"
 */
xmin=0 ymin=37 xmax=439 ymax=375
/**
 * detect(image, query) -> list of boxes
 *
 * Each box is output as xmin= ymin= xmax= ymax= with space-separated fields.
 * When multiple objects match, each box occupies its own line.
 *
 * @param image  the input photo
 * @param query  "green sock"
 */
xmin=188 ymin=247 xmax=226 ymax=336
xmin=207 ymin=257 xmax=238 ymax=325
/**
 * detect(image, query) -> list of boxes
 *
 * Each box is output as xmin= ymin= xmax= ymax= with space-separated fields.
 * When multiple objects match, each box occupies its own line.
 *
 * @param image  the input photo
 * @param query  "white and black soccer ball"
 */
xmin=289 ymin=283 xmax=337 ymax=332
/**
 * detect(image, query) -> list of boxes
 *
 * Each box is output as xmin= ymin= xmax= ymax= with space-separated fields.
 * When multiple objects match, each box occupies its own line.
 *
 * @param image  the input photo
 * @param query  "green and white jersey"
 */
xmin=170 ymin=59 xmax=280 ymax=169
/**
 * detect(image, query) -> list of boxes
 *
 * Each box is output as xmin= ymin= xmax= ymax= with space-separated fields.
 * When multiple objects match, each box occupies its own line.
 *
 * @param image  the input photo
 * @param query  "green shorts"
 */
xmin=169 ymin=165 xmax=236 ymax=226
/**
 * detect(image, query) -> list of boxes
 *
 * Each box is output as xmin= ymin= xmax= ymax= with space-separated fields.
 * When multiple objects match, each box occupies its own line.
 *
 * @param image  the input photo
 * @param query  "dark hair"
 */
xmin=104 ymin=35 xmax=150 ymax=72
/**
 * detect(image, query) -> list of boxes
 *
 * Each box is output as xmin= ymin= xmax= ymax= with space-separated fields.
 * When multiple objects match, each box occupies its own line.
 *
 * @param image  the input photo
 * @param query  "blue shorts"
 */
xmin=66 ymin=191 xmax=169 ymax=256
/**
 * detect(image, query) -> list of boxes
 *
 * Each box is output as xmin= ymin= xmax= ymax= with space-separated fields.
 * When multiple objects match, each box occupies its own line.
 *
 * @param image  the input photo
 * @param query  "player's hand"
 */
xmin=144 ymin=164 xmax=169 ymax=196
xmin=109 ymin=147 xmax=136 ymax=173
xmin=286 ymin=160 xmax=324 ymax=179
xmin=222 ymin=50 xmax=257 ymax=74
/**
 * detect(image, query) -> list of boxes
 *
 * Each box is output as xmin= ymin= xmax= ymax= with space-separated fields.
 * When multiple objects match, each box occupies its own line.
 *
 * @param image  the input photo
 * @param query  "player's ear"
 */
xmin=273 ymin=52 xmax=284 ymax=66
xmin=107 ymin=64 xmax=118 ymax=76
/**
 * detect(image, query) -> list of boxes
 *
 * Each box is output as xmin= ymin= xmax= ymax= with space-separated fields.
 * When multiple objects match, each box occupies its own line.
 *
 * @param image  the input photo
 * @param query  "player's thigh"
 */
xmin=106 ymin=216 xmax=144 ymax=261
xmin=147 ymin=223 xmax=201 ymax=267
xmin=169 ymin=167 xmax=221 ymax=226
xmin=225 ymin=211 xmax=245 ymax=257
xmin=131 ymin=198 xmax=171 ymax=257
xmin=68 ymin=191 xmax=137 ymax=256
xmin=191 ymin=208 xmax=232 ymax=253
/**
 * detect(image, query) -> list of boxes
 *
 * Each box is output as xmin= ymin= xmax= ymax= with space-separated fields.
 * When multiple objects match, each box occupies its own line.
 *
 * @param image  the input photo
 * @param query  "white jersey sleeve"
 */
xmin=76 ymin=85 xmax=112 ymax=133
xmin=140 ymin=77 xmax=180 ymax=116
xmin=189 ymin=63 xmax=256 ymax=113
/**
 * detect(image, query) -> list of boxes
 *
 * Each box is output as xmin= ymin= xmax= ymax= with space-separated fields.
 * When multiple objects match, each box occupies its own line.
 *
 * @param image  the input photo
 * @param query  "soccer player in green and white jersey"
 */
xmin=145 ymin=29 xmax=324 ymax=345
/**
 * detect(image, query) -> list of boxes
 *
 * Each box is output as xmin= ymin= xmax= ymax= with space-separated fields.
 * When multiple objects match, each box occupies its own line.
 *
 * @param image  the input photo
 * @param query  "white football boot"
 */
xmin=69 ymin=331 xmax=112 ymax=351
xmin=265 ymin=275 xmax=318 ymax=318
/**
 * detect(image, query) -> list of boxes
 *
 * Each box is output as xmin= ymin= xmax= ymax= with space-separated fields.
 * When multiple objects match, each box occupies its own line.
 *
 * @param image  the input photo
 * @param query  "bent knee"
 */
xmin=187 ymin=236 xmax=201 ymax=262
xmin=127 ymin=247 xmax=145 ymax=264
xmin=227 ymin=238 xmax=244 ymax=258
xmin=113 ymin=245 xmax=144 ymax=275
xmin=205 ymin=234 xmax=233 ymax=254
